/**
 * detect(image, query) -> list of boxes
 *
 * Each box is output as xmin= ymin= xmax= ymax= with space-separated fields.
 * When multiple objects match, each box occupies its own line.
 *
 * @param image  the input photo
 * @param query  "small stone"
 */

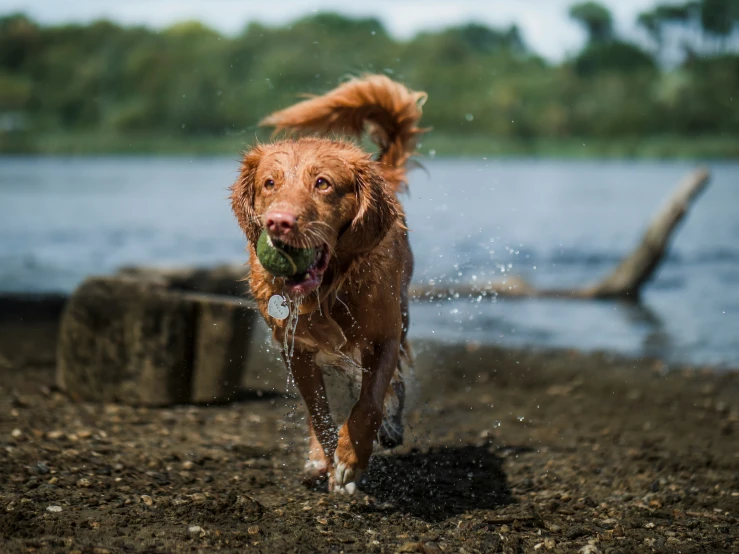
xmin=188 ymin=525 xmax=205 ymax=537
xmin=46 ymin=505 xmax=63 ymax=513
xmin=34 ymin=462 xmax=50 ymax=475
xmin=140 ymin=495 xmax=153 ymax=506
xmin=77 ymin=478 xmax=91 ymax=488
xmin=182 ymin=461 xmax=194 ymax=470
xmin=600 ymin=518 xmax=618 ymax=529
xmin=565 ymin=525 xmax=590 ymax=539
xmin=645 ymin=522 xmax=655 ymax=529
xmin=11 ymin=428 xmax=22 ymax=438
xmin=247 ymin=525 xmax=260 ymax=535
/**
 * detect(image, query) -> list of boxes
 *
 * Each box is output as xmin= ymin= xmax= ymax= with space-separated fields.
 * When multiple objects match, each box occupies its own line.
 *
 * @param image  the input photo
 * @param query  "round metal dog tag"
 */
xmin=267 ymin=295 xmax=290 ymax=320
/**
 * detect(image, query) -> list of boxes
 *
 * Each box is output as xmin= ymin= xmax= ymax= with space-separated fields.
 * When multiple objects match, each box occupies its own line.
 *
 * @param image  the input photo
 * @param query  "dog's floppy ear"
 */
xmin=230 ymin=147 xmax=263 ymax=246
xmin=338 ymin=158 xmax=402 ymax=256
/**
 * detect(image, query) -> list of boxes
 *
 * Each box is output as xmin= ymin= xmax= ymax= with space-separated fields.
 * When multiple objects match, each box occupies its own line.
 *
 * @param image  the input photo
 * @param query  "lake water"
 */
xmin=0 ymin=156 xmax=737 ymax=368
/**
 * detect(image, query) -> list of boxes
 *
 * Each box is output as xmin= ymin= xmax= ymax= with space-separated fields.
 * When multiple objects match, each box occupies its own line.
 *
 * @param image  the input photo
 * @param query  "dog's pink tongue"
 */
xmin=286 ymin=267 xmax=321 ymax=297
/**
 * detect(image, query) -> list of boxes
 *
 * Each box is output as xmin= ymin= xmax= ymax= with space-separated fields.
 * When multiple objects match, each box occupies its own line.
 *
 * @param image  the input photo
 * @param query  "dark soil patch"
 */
xmin=1 ymin=342 xmax=738 ymax=553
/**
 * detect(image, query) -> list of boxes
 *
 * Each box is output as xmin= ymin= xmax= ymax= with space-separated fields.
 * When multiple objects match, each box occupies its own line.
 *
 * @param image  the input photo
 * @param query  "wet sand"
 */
xmin=1 ymin=333 xmax=738 ymax=553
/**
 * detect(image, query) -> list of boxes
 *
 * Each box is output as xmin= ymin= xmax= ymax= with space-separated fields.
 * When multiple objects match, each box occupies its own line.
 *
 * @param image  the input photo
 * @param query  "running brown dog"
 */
xmin=230 ymin=75 xmax=426 ymax=493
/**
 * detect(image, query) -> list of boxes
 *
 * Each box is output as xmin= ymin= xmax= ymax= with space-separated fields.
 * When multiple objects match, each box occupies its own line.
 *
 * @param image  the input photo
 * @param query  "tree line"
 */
xmin=0 ymin=1 xmax=737 ymax=155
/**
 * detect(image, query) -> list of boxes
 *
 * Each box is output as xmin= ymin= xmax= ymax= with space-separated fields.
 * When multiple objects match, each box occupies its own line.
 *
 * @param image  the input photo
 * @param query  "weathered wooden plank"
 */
xmin=57 ymin=277 xmax=258 ymax=406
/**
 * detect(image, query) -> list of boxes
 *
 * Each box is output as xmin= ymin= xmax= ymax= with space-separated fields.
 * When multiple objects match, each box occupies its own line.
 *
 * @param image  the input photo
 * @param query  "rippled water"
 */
xmin=0 ymin=156 xmax=737 ymax=367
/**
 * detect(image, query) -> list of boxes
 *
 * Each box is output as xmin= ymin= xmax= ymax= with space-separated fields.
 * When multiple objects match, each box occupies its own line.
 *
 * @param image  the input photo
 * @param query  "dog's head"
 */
xmin=230 ymin=138 xmax=401 ymax=296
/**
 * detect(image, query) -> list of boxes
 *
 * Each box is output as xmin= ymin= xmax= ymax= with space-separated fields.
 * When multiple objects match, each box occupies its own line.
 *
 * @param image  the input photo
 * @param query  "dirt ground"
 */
xmin=1 ymin=338 xmax=738 ymax=553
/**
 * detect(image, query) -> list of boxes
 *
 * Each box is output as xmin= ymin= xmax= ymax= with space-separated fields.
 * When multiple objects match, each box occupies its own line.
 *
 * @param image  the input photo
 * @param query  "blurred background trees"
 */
xmin=0 ymin=0 xmax=737 ymax=155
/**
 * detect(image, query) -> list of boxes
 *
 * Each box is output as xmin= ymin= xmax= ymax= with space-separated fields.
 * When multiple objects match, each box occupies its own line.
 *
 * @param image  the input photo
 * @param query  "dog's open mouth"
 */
xmin=284 ymin=243 xmax=330 ymax=297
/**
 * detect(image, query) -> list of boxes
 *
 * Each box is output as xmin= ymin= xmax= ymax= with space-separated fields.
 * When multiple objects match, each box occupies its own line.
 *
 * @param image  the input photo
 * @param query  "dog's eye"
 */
xmin=264 ymin=179 xmax=275 ymax=190
xmin=315 ymin=178 xmax=331 ymax=191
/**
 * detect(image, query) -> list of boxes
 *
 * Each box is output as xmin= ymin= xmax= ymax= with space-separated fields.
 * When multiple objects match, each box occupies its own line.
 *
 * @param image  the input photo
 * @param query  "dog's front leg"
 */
xmin=289 ymin=350 xmax=337 ymax=482
xmin=331 ymin=339 xmax=399 ymax=494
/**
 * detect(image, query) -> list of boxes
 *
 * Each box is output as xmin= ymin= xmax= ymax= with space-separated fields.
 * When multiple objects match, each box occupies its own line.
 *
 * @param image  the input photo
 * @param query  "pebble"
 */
xmin=140 ymin=495 xmax=154 ymax=506
xmin=188 ymin=525 xmax=205 ymax=537
xmin=46 ymin=505 xmax=62 ymax=513
xmin=534 ymin=538 xmax=556 ymax=550
xmin=600 ymin=518 xmax=618 ymax=529
xmin=11 ymin=428 xmax=22 ymax=438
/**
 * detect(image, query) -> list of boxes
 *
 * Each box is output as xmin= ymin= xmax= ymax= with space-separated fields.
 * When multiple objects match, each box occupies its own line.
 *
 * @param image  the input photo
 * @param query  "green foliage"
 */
xmin=638 ymin=1 xmax=738 ymax=58
xmin=569 ymin=2 xmax=614 ymax=44
xmin=700 ymin=0 xmax=737 ymax=37
xmin=573 ymin=41 xmax=657 ymax=75
xmin=0 ymin=6 xmax=737 ymax=156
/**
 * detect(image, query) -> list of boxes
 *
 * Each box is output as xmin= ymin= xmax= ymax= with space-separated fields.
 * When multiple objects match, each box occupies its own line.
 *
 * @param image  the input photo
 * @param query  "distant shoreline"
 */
xmin=2 ymin=132 xmax=737 ymax=159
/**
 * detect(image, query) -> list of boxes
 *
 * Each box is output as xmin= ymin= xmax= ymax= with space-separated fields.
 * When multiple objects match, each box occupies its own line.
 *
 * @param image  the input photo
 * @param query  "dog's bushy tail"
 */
xmin=261 ymin=75 xmax=427 ymax=189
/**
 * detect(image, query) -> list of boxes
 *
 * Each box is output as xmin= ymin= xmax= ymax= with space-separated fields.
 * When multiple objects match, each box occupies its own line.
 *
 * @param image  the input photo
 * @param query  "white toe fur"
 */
xmin=331 ymin=452 xmax=362 ymax=494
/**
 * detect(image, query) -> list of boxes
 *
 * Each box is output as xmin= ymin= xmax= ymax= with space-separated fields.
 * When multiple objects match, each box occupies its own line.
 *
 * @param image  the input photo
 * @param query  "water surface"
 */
xmin=0 ymin=156 xmax=736 ymax=367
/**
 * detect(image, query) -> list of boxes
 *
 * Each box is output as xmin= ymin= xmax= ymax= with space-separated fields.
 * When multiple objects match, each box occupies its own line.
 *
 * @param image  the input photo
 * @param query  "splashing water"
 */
xmin=282 ymin=296 xmax=302 ymax=390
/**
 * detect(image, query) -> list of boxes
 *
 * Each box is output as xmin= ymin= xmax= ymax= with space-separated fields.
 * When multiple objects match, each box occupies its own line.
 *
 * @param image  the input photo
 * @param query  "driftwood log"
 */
xmin=57 ymin=277 xmax=257 ymax=405
xmin=410 ymin=167 xmax=710 ymax=302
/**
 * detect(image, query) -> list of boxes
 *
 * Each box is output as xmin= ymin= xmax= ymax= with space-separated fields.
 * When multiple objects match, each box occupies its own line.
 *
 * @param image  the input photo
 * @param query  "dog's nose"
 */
xmin=265 ymin=211 xmax=297 ymax=236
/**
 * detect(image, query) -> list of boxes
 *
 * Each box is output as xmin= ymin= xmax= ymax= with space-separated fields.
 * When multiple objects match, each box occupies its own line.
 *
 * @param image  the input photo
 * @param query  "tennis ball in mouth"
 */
xmin=256 ymin=230 xmax=316 ymax=278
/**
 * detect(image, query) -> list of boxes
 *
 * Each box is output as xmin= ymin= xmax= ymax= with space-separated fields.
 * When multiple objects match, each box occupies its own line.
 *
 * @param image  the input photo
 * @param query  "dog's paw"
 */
xmin=302 ymin=451 xmax=330 ymax=488
xmin=330 ymin=451 xmax=363 ymax=494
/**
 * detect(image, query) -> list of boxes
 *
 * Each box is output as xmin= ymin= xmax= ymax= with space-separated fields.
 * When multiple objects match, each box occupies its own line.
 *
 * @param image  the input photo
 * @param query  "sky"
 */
xmin=0 ymin=0 xmax=673 ymax=60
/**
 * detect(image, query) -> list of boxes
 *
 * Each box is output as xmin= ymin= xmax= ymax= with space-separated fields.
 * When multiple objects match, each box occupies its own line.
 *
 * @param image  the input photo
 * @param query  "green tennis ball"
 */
xmin=256 ymin=230 xmax=316 ymax=278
